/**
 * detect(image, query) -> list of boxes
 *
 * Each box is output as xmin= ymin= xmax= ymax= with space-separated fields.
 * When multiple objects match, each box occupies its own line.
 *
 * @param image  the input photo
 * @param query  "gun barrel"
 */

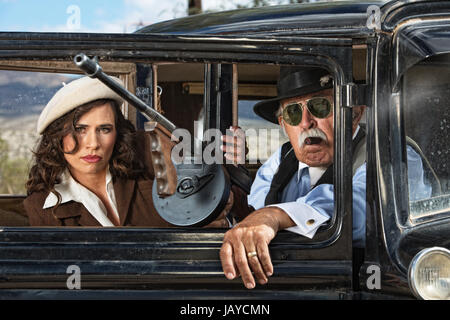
xmin=74 ymin=53 xmax=177 ymax=133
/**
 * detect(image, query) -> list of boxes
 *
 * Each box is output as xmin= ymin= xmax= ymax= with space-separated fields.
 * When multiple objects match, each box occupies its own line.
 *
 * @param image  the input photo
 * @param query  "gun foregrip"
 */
xmin=145 ymin=122 xmax=177 ymax=198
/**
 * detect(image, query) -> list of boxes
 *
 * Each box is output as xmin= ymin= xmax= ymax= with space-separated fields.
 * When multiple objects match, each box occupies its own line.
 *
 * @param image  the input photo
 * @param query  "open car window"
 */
xmin=0 ymin=59 xmax=346 ymax=249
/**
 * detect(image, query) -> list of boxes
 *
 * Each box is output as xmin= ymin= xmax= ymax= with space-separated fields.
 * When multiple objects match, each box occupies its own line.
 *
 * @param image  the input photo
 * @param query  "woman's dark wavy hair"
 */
xmin=26 ymin=99 xmax=148 ymax=202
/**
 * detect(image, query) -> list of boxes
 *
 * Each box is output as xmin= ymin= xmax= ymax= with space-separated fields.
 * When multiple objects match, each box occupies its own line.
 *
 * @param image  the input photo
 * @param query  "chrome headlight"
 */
xmin=408 ymin=247 xmax=450 ymax=300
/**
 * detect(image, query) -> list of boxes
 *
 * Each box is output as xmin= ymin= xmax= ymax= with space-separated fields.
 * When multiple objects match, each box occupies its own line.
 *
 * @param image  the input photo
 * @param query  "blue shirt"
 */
xmin=248 ymin=144 xmax=431 ymax=248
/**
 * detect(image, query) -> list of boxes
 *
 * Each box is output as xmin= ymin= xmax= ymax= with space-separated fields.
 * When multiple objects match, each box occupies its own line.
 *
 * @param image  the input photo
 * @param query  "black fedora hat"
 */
xmin=253 ymin=66 xmax=333 ymax=124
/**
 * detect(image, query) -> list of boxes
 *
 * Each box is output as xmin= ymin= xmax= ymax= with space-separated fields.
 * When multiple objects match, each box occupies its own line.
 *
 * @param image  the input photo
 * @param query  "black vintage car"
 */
xmin=0 ymin=0 xmax=448 ymax=301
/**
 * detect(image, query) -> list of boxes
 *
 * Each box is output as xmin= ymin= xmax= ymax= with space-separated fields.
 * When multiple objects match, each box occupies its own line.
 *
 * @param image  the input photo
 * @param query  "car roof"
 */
xmin=136 ymin=0 xmax=389 ymax=37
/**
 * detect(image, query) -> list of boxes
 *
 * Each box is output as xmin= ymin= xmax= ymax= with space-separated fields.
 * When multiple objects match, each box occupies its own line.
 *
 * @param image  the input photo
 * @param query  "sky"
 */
xmin=0 ymin=0 xmax=298 ymax=33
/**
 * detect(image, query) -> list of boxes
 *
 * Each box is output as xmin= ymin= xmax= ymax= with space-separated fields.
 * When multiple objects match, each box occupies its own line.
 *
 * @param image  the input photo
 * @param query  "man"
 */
xmin=219 ymin=66 xmax=367 ymax=289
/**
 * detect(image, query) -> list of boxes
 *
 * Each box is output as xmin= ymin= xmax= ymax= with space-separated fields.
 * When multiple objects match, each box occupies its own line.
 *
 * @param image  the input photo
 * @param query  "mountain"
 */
xmin=0 ymin=71 xmax=75 ymax=160
xmin=0 ymin=71 xmax=75 ymax=117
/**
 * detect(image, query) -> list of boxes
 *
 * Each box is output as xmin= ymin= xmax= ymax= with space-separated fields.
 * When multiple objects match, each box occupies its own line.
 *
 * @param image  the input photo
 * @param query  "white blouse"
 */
xmin=43 ymin=169 xmax=119 ymax=226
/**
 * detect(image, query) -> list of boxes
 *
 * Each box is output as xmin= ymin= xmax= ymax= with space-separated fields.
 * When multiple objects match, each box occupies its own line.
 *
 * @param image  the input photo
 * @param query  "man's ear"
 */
xmin=278 ymin=116 xmax=287 ymax=136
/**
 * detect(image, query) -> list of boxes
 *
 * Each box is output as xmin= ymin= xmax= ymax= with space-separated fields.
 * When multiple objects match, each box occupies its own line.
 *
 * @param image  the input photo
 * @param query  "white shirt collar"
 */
xmin=43 ymin=169 xmax=119 ymax=226
xmin=296 ymin=162 xmax=327 ymax=188
xmin=296 ymin=125 xmax=361 ymax=187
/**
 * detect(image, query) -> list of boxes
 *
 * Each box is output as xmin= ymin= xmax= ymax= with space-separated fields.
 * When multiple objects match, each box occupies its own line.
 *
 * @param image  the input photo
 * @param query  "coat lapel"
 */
xmin=52 ymin=201 xmax=102 ymax=226
xmin=113 ymin=177 xmax=135 ymax=226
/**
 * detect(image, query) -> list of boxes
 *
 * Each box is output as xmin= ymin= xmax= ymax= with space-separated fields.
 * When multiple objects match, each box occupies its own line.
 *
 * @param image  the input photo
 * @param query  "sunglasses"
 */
xmin=282 ymin=97 xmax=332 ymax=126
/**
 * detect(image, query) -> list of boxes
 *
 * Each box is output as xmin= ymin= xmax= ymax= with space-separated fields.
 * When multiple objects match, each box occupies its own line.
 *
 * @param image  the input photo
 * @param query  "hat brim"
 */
xmin=253 ymin=84 xmax=332 ymax=125
xmin=37 ymin=76 xmax=124 ymax=134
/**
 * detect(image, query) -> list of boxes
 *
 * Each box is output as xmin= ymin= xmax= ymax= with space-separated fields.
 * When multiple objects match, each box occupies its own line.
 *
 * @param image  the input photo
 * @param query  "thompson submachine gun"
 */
xmin=74 ymin=53 xmax=247 ymax=227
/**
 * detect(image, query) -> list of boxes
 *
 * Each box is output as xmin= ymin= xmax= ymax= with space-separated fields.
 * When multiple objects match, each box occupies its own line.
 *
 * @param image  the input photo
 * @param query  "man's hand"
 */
xmin=219 ymin=206 xmax=295 ymax=289
xmin=221 ymin=126 xmax=247 ymax=165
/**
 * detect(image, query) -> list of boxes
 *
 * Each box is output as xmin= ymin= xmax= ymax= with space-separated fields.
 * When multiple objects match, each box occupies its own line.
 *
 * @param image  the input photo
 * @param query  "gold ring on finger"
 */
xmin=247 ymin=251 xmax=258 ymax=258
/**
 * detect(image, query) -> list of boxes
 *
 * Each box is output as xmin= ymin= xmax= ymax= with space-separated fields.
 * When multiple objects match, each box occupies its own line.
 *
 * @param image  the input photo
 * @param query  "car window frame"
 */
xmin=0 ymin=32 xmax=360 ymax=290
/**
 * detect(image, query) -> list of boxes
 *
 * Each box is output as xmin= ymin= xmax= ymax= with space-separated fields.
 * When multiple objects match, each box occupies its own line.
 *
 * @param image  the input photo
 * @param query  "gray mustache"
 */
xmin=298 ymin=128 xmax=328 ymax=148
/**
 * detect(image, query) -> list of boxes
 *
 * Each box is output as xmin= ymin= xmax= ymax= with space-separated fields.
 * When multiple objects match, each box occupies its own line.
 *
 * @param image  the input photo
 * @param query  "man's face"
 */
xmin=278 ymin=88 xmax=335 ymax=167
xmin=278 ymin=88 xmax=365 ymax=167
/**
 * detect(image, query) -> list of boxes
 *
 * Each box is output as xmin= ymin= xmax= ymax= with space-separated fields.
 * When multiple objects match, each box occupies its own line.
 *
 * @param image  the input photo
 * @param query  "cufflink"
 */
xmin=306 ymin=219 xmax=315 ymax=226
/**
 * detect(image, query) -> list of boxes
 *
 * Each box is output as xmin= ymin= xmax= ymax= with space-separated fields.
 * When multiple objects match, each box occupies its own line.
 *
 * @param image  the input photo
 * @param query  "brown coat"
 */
xmin=24 ymin=131 xmax=173 ymax=227
xmin=23 ymin=176 xmax=174 ymax=227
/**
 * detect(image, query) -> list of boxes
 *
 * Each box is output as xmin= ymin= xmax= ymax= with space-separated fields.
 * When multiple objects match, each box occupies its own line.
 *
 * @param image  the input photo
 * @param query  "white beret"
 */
xmin=37 ymin=76 xmax=124 ymax=134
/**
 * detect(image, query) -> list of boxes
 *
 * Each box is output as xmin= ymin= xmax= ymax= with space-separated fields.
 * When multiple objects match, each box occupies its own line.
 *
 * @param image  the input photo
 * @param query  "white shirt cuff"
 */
xmin=268 ymin=202 xmax=330 ymax=239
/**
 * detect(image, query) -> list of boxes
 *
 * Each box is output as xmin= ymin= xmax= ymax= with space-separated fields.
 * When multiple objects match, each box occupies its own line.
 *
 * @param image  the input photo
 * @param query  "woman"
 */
xmin=24 ymin=76 xmax=229 ymax=227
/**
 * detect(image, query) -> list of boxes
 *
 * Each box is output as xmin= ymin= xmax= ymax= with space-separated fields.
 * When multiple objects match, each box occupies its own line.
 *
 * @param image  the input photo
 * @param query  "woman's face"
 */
xmin=62 ymin=103 xmax=117 ymax=181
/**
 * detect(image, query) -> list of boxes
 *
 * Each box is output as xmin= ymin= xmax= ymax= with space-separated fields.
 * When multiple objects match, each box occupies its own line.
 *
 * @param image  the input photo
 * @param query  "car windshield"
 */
xmin=402 ymin=54 xmax=450 ymax=220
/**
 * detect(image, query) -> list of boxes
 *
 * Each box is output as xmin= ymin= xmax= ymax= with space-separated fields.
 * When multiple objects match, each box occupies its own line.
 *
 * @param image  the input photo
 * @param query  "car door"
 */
xmin=0 ymin=24 xmax=370 ymax=299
